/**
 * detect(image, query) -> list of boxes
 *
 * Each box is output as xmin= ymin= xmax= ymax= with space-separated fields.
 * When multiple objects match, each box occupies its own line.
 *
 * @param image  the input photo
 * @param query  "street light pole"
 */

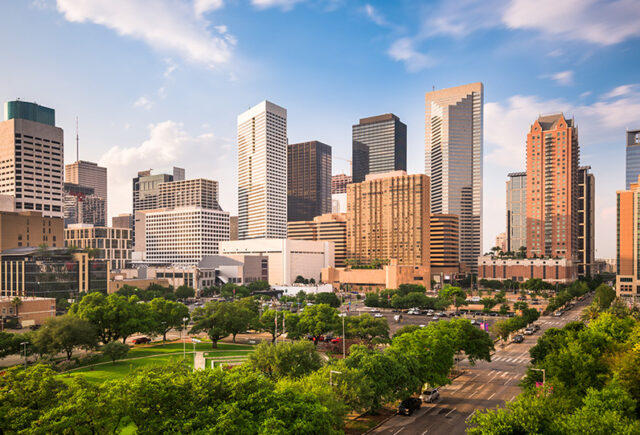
xmin=20 ymin=341 xmax=29 ymax=370
xmin=182 ymin=317 xmax=189 ymax=360
xmin=342 ymin=314 xmax=346 ymax=359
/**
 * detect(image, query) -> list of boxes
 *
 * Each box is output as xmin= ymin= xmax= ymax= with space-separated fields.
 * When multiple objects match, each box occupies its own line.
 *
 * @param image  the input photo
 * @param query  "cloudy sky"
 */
xmin=2 ymin=0 xmax=639 ymax=258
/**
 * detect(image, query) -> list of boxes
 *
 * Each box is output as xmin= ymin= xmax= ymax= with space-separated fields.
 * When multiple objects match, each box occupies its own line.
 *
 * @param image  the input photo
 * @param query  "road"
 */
xmin=371 ymin=295 xmax=591 ymax=435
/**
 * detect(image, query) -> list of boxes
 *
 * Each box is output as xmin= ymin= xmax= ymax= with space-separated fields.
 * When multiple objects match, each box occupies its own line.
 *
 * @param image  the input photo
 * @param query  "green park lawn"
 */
xmin=61 ymin=341 xmax=254 ymax=385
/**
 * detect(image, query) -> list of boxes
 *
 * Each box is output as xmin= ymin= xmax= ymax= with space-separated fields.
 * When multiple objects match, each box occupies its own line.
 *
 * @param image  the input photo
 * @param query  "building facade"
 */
xmin=237 ymin=101 xmax=288 ymax=240
xmin=139 ymin=207 xmax=230 ymax=265
xmin=506 ymin=171 xmax=527 ymax=253
xmin=63 ymin=183 xmax=106 ymax=227
xmin=625 ymin=129 xmax=640 ymax=189
xmin=352 ymin=114 xmax=407 ymax=183
xmin=430 ymin=213 xmax=459 ymax=272
xmin=159 ymin=178 xmax=220 ymax=210
xmin=0 ymin=211 xmax=63 ymax=250
xmin=288 ymin=213 xmax=347 ymax=267
xmin=287 ymin=141 xmax=332 ymax=222
xmin=322 ymin=259 xmax=430 ymax=292
xmin=347 ymin=171 xmax=430 ymax=268
xmin=65 ymin=224 xmax=132 ymax=270
xmin=425 ymin=83 xmax=483 ymax=272
xmin=64 ymin=160 xmax=107 ymax=218
xmin=219 ymin=239 xmax=333 ymax=286
xmin=526 ymin=114 xmax=579 ymax=260
xmin=0 ymin=101 xmax=64 ymax=218
xmin=616 ymin=176 xmax=640 ymax=303
xmin=132 ymin=167 xmax=185 ymax=213
xmin=332 ymin=173 xmax=352 ymax=194
xmin=495 ymin=232 xmax=507 ymax=252
xmin=478 ymin=255 xmax=577 ymax=284
xmin=112 ymin=213 xmax=133 ymax=230
xmin=578 ymin=166 xmax=595 ymax=277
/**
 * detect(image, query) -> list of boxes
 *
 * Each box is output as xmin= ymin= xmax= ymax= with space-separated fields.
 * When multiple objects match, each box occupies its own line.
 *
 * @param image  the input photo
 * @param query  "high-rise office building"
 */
xmin=578 ymin=166 xmax=595 ymax=277
xmin=616 ymin=175 xmax=640 ymax=304
xmin=112 ymin=213 xmax=133 ymax=230
xmin=132 ymin=167 xmax=185 ymax=213
xmin=526 ymin=113 xmax=579 ymax=259
xmin=332 ymin=173 xmax=352 ymax=194
xmin=347 ymin=171 xmax=430 ymax=267
xmin=287 ymin=141 xmax=331 ymax=222
xmin=495 ymin=232 xmax=507 ymax=252
xmin=63 ymin=183 xmax=106 ymax=227
xmin=237 ymin=100 xmax=287 ymax=240
xmin=430 ymin=214 xmax=459 ymax=271
xmin=626 ymin=129 xmax=640 ymax=189
xmin=506 ymin=172 xmax=527 ymax=253
xmin=288 ymin=213 xmax=347 ymax=267
xmin=0 ymin=100 xmax=64 ymax=218
xmin=65 ymin=160 xmax=107 ymax=218
xmin=425 ymin=83 xmax=483 ymax=272
xmin=0 ymin=210 xmax=63 ymax=250
xmin=159 ymin=178 xmax=220 ymax=210
xmin=352 ymin=114 xmax=406 ymax=183
xmin=65 ymin=224 xmax=132 ymax=270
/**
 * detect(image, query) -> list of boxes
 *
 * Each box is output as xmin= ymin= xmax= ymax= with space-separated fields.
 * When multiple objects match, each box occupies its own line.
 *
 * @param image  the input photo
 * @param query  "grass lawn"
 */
xmin=60 ymin=341 xmax=255 ymax=385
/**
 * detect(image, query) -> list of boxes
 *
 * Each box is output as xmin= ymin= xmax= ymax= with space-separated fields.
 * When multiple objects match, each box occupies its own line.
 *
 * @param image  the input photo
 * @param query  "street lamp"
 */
xmin=339 ymin=313 xmax=346 ymax=359
xmin=20 ymin=341 xmax=29 ymax=370
xmin=192 ymin=338 xmax=201 ymax=371
xmin=182 ymin=317 xmax=189 ymax=360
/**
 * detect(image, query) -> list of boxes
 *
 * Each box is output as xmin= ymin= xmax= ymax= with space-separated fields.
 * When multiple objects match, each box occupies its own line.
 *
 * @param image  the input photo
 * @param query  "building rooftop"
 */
xmin=4 ymin=100 xmax=55 ymax=126
xmin=536 ymin=113 xmax=574 ymax=130
xmin=357 ymin=113 xmax=400 ymax=125
xmin=198 ymin=255 xmax=244 ymax=268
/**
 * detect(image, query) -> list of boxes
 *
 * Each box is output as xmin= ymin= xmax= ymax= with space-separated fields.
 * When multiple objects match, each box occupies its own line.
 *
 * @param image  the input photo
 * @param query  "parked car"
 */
xmin=512 ymin=334 xmax=524 ymax=343
xmin=133 ymin=337 xmax=151 ymax=345
xmin=524 ymin=327 xmax=535 ymax=335
xmin=438 ymin=312 xmax=448 ymax=317
xmin=471 ymin=296 xmax=481 ymax=302
xmin=533 ymin=324 xmax=541 ymax=331
xmin=554 ymin=311 xmax=564 ymax=317
xmin=370 ymin=308 xmax=380 ymax=313
xmin=470 ymin=319 xmax=479 ymax=325
xmin=398 ymin=397 xmax=422 ymax=416
xmin=432 ymin=316 xmax=440 ymax=321
xmin=374 ymin=313 xmax=384 ymax=318
xmin=420 ymin=388 xmax=440 ymax=403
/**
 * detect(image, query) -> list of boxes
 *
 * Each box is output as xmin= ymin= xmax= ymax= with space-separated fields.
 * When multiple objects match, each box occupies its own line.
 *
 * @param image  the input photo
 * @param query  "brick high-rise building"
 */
xmin=287 ymin=141 xmax=332 ymax=222
xmin=347 ymin=171 xmax=429 ymax=268
xmin=425 ymin=83 xmax=483 ymax=272
xmin=288 ymin=213 xmax=347 ymax=267
xmin=0 ymin=101 xmax=64 ymax=218
xmin=331 ymin=173 xmax=352 ymax=194
xmin=237 ymin=101 xmax=287 ymax=240
xmin=352 ymin=114 xmax=407 ymax=183
xmin=65 ymin=160 xmax=107 ymax=218
xmin=526 ymin=113 xmax=579 ymax=259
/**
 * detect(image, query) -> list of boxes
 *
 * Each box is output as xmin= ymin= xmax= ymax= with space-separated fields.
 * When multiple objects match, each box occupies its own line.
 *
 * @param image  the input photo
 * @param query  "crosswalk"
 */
xmin=490 ymin=355 xmax=530 ymax=364
xmin=539 ymin=319 xmax=567 ymax=327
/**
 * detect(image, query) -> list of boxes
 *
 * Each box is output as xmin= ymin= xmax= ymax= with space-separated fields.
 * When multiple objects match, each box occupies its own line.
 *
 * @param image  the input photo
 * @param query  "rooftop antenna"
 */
xmin=432 ymin=85 xmax=435 ymax=91
xmin=76 ymin=116 xmax=79 ymax=162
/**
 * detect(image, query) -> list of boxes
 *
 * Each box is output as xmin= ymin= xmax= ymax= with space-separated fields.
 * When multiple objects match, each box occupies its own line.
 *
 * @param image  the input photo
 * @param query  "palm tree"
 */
xmin=11 ymin=296 xmax=22 ymax=319
xmin=580 ymin=303 xmax=600 ymax=322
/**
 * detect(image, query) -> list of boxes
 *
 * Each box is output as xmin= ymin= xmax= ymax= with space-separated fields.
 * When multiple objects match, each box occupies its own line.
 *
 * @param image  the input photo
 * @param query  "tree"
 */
xmin=11 ymin=296 xmax=22 ymax=320
xmin=190 ymin=301 xmax=230 ymax=348
xmin=246 ymin=280 xmax=270 ymax=291
xmin=148 ymin=298 xmax=190 ymax=342
xmin=491 ymin=319 xmax=512 ymax=343
xmin=392 ymin=324 xmax=422 ymax=339
xmin=439 ymin=285 xmax=467 ymax=311
xmin=581 ymin=303 xmax=601 ymax=322
xmin=294 ymin=275 xmax=305 ymax=284
xmin=0 ymin=331 xmax=22 ymax=358
xmin=175 ymin=285 xmax=196 ymax=300
xmin=247 ymin=341 xmax=323 ymax=379
xmin=260 ymin=309 xmax=299 ymax=342
xmin=345 ymin=313 xmax=390 ymax=343
xmin=297 ymin=304 xmax=340 ymax=344
xmin=102 ymin=341 xmax=130 ymax=363
xmin=225 ymin=300 xmax=257 ymax=342
xmin=32 ymin=315 xmax=98 ymax=360
xmin=314 ymin=292 xmax=341 ymax=308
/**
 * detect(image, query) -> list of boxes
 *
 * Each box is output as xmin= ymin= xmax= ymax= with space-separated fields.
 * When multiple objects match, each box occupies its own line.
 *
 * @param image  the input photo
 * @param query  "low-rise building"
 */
xmin=477 ymin=255 xmax=577 ymax=284
xmin=0 ymin=247 xmax=108 ymax=298
xmin=322 ymin=259 xmax=430 ymax=292
xmin=65 ymin=224 xmax=132 ymax=270
xmin=0 ymin=210 xmax=63 ymax=250
xmin=0 ymin=296 xmax=56 ymax=327
xmin=219 ymin=239 xmax=333 ymax=286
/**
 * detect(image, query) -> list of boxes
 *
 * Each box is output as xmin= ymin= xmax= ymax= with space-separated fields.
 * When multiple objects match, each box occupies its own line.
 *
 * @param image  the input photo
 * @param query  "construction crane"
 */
xmin=333 ymin=156 xmax=352 ymax=177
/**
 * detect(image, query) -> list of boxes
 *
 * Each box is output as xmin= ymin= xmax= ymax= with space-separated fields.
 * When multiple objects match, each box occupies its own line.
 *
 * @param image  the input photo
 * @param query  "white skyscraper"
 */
xmin=237 ymin=100 xmax=287 ymax=240
xmin=425 ymin=83 xmax=483 ymax=272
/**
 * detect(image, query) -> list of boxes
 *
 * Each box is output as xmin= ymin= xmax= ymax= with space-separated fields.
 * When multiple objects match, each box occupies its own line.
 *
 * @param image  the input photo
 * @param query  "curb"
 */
xmin=363 ymin=411 xmax=398 ymax=434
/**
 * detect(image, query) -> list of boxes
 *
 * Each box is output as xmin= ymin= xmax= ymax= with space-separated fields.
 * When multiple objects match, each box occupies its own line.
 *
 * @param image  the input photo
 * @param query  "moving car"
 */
xmin=420 ymin=388 xmax=440 ymax=403
xmin=512 ymin=334 xmax=524 ymax=343
xmin=398 ymin=398 xmax=422 ymax=416
xmin=554 ymin=310 xmax=564 ymax=317
xmin=132 ymin=337 xmax=151 ymax=345
xmin=533 ymin=324 xmax=541 ymax=331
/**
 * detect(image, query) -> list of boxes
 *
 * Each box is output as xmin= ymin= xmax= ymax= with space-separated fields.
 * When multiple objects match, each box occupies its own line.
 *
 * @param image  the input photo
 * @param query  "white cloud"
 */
xmin=251 ymin=0 xmax=306 ymax=11
xmin=362 ymin=4 xmax=387 ymax=27
xmin=387 ymin=38 xmax=436 ymax=72
xmin=602 ymin=84 xmax=639 ymax=99
xmin=541 ymin=70 xmax=574 ymax=86
xmin=503 ymin=0 xmax=640 ymax=45
xmin=56 ymin=0 xmax=234 ymax=68
xmin=163 ymin=58 xmax=179 ymax=78
xmin=194 ymin=0 xmax=223 ymax=16
xmin=133 ymin=96 xmax=153 ymax=110
xmin=580 ymin=91 xmax=592 ymax=98
xmin=99 ymin=121 xmax=235 ymax=219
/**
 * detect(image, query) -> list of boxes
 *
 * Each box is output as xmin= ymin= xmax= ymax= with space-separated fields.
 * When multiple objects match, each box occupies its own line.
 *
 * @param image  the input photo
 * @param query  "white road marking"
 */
xmin=465 ymin=410 xmax=477 ymax=421
xmin=393 ymin=428 xmax=405 ymax=435
xmin=421 ymin=430 xmax=429 ymax=435
xmin=445 ymin=408 xmax=456 ymax=417
xmin=510 ymin=395 xmax=516 ymax=401
xmin=506 ymin=358 xmax=513 ymax=362
xmin=488 ymin=392 xmax=496 ymax=400
xmin=501 ymin=372 xmax=509 ymax=377
xmin=488 ymin=370 xmax=496 ymax=376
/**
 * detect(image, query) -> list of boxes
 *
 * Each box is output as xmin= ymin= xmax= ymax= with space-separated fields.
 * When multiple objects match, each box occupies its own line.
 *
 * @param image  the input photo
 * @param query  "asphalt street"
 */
xmin=371 ymin=295 xmax=591 ymax=435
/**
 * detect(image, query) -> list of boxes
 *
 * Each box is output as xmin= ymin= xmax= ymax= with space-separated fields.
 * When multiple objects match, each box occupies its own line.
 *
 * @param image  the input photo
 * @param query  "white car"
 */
xmin=471 ymin=296 xmax=481 ymax=302
xmin=420 ymin=388 xmax=440 ymax=403
xmin=374 ymin=313 xmax=384 ymax=318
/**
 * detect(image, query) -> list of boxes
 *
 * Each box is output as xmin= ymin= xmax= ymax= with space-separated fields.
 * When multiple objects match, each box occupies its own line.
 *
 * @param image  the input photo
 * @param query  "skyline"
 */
xmin=2 ymin=0 xmax=640 ymax=258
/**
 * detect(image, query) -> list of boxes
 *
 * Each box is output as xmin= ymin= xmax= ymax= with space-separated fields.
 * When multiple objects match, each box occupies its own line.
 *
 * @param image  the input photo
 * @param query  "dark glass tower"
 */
xmin=626 ymin=129 xmax=640 ymax=189
xmin=287 ymin=141 xmax=332 ymax=222
xmin=352 ymin=114 xmax=407 ymax=183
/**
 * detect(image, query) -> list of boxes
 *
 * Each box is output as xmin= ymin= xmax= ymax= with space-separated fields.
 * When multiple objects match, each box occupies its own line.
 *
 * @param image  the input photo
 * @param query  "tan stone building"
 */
xmin=0 ymin=211 xmax=63 ymax=250
xmin=322 ymin=260 xmax=430 ymax=292
xmin=288 ymin=213 xmax=347 ymax=267
xmin=65 ymin=224 xmax=132 ymax=270
xmin=159 ymin=178 xmax=220 ymax=210
xmin=477 ymin=255 xmax=577 ymax=284
xmin=347 ymin=171 xmax=430 ymax=268
xmin=430 ymin=214 xmax=459 ymax=278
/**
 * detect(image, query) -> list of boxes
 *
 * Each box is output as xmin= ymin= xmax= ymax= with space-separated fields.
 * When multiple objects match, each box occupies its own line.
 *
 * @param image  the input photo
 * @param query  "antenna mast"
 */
xmin=76 ymin=116 xmax=79 ymax=161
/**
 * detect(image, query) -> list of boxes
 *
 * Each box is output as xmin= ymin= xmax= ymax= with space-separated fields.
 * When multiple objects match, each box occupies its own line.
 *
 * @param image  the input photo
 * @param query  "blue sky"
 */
xmin=2 ymin=0 xmax=640 ymax=258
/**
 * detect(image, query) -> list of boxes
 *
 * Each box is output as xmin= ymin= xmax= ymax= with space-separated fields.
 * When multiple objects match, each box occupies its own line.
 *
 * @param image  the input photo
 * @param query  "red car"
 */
xmin=132 ymin=337 xmax=151 ymax=345
xmin=330 ymin=337 xmax=342 ymax=343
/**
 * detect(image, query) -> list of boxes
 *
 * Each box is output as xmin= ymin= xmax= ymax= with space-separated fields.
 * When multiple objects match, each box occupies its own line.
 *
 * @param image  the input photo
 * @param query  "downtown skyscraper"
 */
xmin=425 ymin=83 xmax=483 ymax=272
xmin=352 ymin=114 xmax=406 ymax=183
xmin=237 ymin=100 xmax=287 ymax=239
xmin=626 ymin=129 xmax=640 ymax=189
xmin=287 ymin=141 xmax=331 ymax=222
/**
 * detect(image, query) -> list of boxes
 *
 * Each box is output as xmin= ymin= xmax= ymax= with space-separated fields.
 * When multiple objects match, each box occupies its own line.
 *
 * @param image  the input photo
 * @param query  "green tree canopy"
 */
xmin=147 ymin=298 xmax=190 ymax=342
xmin=247 ymin=341 xmax=323 ymax=380
xmin=101 ymin=341 xmax=130 ymax=364
xmin=297 ymin=304 xmax=340 ymax=344
xmin=314 ymin=292 xmax=341 ymax=308
xmin=32 ymin=315 xmax=98 ymax=360
xmin=175 ymin=285 xmax=196 ymax=300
